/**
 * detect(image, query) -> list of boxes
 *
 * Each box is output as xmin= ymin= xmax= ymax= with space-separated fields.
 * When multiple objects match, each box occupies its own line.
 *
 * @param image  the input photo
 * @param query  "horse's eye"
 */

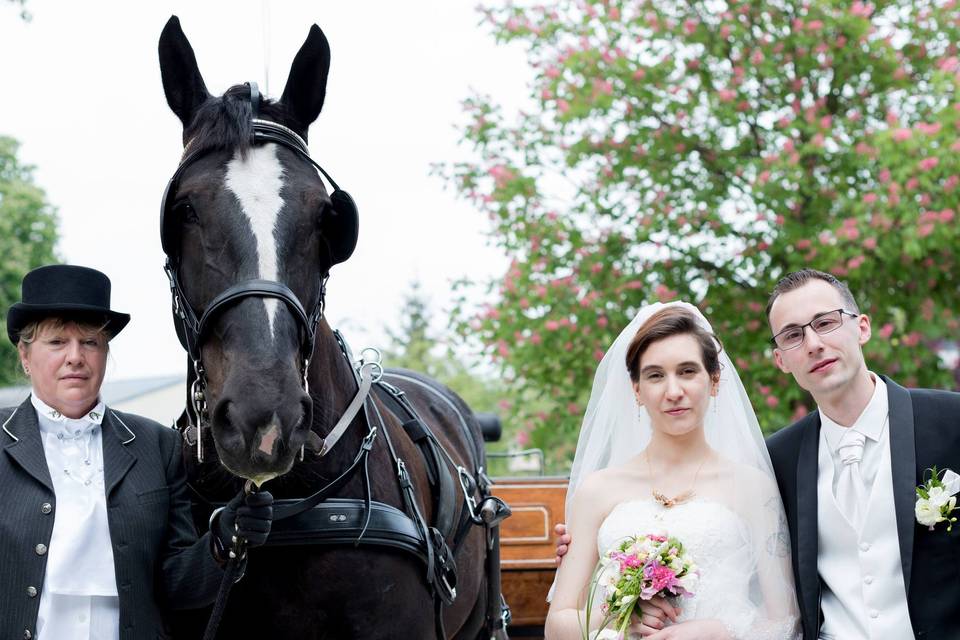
xmin=176 ymin=201 xmax=200 ymax=224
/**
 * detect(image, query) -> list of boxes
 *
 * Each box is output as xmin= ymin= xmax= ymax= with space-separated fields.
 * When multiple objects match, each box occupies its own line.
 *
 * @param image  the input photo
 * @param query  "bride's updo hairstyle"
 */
xmin=624 ymin=306 xmax=723 ymax=384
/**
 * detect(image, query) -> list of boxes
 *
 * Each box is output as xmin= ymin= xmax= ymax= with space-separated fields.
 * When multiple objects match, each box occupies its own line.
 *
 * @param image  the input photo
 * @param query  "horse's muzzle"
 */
xmin=211 ymin=394 xmax=312 ymax=482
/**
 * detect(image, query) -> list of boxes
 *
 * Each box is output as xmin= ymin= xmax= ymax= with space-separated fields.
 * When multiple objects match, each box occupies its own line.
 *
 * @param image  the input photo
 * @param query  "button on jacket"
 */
xmin=0 ymin=397 xmax=226 ymax=640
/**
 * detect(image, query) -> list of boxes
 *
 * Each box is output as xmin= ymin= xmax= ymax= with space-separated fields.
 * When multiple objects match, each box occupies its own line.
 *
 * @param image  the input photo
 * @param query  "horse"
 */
xmin=156 ymin=16 xmax=510 ymax=640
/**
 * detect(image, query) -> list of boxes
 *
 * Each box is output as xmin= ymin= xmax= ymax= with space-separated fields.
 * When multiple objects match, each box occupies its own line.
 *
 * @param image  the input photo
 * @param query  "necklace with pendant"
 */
xmin=646 ymin=450 xmax=710 ymax=508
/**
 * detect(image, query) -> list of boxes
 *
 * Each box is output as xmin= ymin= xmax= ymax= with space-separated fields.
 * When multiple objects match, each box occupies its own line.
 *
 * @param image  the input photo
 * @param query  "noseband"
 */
xmin=161 ymin=102 xmax=358 ymax=461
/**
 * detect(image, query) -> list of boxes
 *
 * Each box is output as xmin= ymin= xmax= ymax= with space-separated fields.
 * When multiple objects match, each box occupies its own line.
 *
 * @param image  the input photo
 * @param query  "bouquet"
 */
xmin=582 ymin=532 xmax=699 ymax=640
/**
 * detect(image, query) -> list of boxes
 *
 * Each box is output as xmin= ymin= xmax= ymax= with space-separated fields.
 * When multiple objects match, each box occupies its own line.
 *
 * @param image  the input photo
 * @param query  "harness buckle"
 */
xmin=190 ymin=362 xmax=209 ymax=463
xmin=439 ymin=572 xmax=457 ymax=604
xmin=456 ymin=466 xmax=478 ymax=517
xmin=302 ymin=357 xmax=310 ymax=394
xmin=361 ymin=427 xmax=378 ymax=451
xmin=429 ymin=528 xmax=458 ymax=605
xmin=499 ymin=595 xmax=512 ymax=630
xmin=396 ymin=459 xmax=411 ymax=488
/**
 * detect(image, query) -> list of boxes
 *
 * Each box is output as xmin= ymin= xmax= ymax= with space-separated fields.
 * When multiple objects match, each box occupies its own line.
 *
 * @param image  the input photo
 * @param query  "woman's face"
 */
xmin=632 ymin=333 xmax=717 ymax=438
xmin=19 ymin=321 xmax=108 ymax=418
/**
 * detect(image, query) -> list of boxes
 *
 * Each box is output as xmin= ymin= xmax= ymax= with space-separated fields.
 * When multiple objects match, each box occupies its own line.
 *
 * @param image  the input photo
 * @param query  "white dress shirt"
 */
xmin=820 ymin=374 xmax=888 ymax=496
xmin=32 ymin=394 xmax=119 ymax=640
xmin=816 ymin=374 xmax=913 ymax=639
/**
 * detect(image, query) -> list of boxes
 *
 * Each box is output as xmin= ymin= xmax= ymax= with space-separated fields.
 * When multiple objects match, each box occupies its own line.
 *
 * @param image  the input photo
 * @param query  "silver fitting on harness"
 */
xmin=456 ymin=466 xmax=479 ymax=517
xmin=478 ymin=496 xmax=512 ymax=528
xmin=361 ymin=426 xmax=378 ymax=451
xmin=190 ymin=360 xmax=209 ymax=463
xmin=355 ymin=347 xmax=384 ymax=383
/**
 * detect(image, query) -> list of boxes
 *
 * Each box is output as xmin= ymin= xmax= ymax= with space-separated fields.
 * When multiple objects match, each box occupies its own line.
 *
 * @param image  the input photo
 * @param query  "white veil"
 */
xmin=566 ymin=301 xmax=773 ymax=511
xmin=555 ymin=301 xmax=800 ymax=639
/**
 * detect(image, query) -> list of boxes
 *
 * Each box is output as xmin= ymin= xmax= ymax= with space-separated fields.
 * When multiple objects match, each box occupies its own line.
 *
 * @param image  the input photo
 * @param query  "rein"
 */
xmin=197 ymin=341 xmax=382 ymax=640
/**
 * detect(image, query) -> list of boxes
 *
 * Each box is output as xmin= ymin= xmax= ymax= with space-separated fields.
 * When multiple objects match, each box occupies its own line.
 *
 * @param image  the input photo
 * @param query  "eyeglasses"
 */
xmin=770 ymin=309 xmax=859 ymax=350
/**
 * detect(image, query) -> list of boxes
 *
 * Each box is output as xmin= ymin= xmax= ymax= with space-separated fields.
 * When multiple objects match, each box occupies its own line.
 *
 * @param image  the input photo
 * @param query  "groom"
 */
xmin=554 ymin=269 xmax=960 ymax=639
xmin=764 ymin=269 xmax=960 ymax=640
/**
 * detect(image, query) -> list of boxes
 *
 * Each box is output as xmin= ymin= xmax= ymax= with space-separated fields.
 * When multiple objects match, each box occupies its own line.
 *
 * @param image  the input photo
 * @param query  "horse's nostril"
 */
xmin=213 ymin=399 xmax=237 ymax=434
xmin=298 ymin=396 xmax=313 ymax=431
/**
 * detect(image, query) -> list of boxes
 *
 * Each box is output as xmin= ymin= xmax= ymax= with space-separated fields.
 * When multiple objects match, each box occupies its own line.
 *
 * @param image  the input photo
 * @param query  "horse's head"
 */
xmin=158 ymin=16 xmax=357 ymax=484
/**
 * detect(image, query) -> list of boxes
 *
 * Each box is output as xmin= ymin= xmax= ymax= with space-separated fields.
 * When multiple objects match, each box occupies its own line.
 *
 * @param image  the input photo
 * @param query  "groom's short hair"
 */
xmin=765 ymin=269 xmax=860 ymax=318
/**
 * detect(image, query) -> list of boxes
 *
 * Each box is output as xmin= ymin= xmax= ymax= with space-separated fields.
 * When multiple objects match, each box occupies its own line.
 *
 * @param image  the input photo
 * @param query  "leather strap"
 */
xmin=318 ymin=361 xmax=378 ymax=457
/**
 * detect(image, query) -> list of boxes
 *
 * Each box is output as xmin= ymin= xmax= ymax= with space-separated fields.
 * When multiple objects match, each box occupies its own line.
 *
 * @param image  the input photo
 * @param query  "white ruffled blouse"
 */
xmin=32 ymin=393 xmax=119 ymax=640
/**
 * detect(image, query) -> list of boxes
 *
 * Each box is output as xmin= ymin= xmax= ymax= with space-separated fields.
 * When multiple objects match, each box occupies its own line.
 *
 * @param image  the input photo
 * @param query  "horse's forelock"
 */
xmin=184 ymin=84 xmax=291 ymax=159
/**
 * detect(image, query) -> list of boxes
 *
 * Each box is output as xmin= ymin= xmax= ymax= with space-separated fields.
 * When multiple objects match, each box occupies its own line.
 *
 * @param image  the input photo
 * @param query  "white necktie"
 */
xmin=836 ymin=429 xmax=868 ymax=530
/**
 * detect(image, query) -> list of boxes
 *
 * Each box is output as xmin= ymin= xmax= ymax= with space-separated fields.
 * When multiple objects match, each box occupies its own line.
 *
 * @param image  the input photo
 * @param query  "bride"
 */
xmin=545 ymin=302 xmax=800 ymax=639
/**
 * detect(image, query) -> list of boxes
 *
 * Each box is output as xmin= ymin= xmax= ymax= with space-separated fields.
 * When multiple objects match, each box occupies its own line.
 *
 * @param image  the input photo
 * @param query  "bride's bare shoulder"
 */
xmin=571 ymin=460 xmax=647 ymax=516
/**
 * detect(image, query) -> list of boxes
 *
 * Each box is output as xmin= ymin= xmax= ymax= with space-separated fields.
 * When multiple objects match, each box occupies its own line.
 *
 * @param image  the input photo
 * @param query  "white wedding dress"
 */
xmin=596 ymin=497 xmax=800 ymax=640
xmin=561 ymin=302 xmax=801 ymax=640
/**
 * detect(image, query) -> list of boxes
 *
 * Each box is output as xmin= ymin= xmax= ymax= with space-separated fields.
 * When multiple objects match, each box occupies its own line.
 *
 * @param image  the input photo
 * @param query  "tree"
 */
xmin=383 ymin=281 xmax=506 ymax=420
xmin=442 ymin=1 xmax=960 ymax=467
xmin=0 ymin=136 xmax=60 ymax=384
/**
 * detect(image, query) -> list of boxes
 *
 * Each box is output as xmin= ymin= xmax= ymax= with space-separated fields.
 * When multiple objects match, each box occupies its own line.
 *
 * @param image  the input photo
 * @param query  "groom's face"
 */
xmin=768 ymin=280 xmax=871 ymax=402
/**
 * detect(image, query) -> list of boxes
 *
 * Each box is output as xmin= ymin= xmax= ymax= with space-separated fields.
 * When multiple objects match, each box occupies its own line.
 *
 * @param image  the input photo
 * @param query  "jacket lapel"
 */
xmin=101 ymin=408 xmax=137 ymax=496
xmin=796 ymin=410 xmax=822 ymax=636
xmin=2 ymin=397 xmax=53 ymax=491
xmin=883 ymin=376 xmax=916 ymax=593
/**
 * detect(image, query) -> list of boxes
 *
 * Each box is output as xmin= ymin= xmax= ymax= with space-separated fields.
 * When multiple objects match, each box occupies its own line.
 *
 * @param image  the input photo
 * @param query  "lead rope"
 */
xmin=202 ymin=481 xmax=257 ymax=640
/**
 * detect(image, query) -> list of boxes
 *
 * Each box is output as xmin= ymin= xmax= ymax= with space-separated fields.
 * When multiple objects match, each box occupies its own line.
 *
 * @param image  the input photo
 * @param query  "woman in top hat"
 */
xmin=0 ymin=264 xmax=273 ymax=640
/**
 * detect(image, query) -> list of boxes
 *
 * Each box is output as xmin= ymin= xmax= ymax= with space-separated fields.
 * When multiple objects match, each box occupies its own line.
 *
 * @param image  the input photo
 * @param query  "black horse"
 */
xmin=157 ymin=16 xmax=509 ymax=640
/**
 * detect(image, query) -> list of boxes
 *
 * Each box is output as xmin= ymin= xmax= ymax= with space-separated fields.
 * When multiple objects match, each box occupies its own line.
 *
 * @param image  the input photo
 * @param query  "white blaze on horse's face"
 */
xmin=224 ymin=145 xmax=285 ymax=341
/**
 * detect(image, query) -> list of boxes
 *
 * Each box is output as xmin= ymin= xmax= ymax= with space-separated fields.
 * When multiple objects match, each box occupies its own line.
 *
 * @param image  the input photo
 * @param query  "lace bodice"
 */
xmin=596 ymin=498 xmax=798 ymax=640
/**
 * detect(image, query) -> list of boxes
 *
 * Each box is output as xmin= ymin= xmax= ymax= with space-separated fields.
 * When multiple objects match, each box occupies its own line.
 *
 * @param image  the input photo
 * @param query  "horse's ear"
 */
xmin=158 ymin=15 xmax=210 ymax=128
xmin=280 ymin=25 xmax=331 ymax=132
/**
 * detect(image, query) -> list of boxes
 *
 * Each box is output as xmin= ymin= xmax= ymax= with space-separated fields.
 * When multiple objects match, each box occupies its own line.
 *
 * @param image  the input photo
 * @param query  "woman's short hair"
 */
xmin=17 ymin=315 xmax=112 ymax=349
xmin=625 ymin=306 xmax=722 ymax=383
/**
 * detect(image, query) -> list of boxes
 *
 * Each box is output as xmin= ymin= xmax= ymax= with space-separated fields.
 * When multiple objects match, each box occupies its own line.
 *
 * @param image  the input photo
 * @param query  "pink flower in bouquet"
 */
xmin=586 ymin=532 xmax=698 ymax=637
xmin=643 ymin=562 xmax=680 ymax=597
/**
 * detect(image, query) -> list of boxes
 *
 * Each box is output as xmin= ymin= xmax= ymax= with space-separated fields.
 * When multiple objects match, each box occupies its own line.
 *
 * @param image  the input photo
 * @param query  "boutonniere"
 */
xmin=915 ymin=467 xmax=960 ymax=532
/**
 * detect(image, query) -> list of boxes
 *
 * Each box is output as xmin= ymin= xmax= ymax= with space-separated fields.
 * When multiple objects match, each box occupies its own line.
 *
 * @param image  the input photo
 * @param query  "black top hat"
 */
xmin=6 ymin=265 xmax=130 ymax=344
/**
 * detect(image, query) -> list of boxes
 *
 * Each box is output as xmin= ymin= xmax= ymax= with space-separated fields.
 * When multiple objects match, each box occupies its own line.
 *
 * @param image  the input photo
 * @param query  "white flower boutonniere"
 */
xmin=915 ymin=467 xmax=960 ymax=532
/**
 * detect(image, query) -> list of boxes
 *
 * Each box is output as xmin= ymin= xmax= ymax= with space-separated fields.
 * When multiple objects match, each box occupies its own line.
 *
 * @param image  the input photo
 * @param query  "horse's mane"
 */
xmin=184 ymin=84 xmax=293 ymax=159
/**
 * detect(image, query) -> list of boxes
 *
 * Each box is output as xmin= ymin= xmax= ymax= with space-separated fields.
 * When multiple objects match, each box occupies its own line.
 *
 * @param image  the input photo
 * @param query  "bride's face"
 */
xmin=632 ymin=333 xmax=718 ymax=437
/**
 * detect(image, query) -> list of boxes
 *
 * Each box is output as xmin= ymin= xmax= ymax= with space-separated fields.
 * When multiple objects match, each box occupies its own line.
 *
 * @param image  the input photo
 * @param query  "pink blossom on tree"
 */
xmin=444 ymin=0 xmax=960 ymax=467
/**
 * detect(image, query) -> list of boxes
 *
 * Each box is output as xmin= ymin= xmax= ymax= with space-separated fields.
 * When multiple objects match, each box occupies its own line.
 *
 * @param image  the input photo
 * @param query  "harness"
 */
xmin=162 ymin=84 xmax=510 ymax=637
xmin=181 ymin=332 xmax=512 ymax=638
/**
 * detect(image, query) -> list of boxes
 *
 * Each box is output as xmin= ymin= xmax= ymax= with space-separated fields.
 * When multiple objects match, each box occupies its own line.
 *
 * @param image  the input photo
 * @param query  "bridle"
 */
xmin=161 ymin=85 xmax=358 ymax=462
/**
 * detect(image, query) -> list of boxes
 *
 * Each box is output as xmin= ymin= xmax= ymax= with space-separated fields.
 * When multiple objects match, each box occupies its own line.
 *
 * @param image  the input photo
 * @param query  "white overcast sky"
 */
xmin=1 ymin=1 xmax=529 ymax=382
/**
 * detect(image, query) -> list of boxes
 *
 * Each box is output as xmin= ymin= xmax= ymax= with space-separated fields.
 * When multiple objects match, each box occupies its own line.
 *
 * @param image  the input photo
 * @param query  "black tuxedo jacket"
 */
xmin=766 ymin=376 xmax=960 ymax=640
xmin=0 ymin=397 xmax=225 ymax=640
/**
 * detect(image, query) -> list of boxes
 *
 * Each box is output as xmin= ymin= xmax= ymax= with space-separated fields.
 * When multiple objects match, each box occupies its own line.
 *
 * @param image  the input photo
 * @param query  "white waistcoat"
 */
xmin=817 ymin=426 xmax=912 ymax=639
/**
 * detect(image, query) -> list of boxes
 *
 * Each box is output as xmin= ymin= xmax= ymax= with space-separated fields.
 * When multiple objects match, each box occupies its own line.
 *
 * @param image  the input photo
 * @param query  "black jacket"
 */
xmin=766 ymin=377 xmax=960 ymax=640
xmin=0 ymin=397 xmax=225 ymax=640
